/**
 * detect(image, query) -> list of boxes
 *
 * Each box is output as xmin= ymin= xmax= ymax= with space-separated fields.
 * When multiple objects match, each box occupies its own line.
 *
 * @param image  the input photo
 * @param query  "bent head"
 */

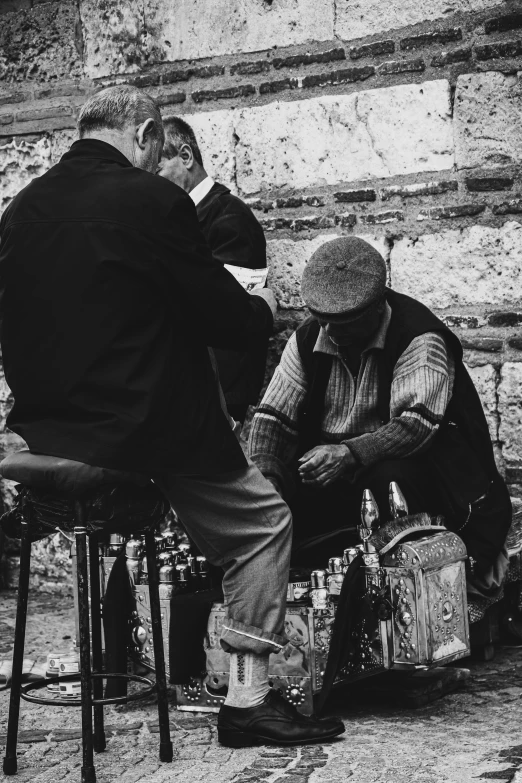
xmin=77 ymin=85 xmax=164 ymax=173
xmin=156 ymin=115 xmax=206 ymax=192
xmin=301 ymin=237 xmax=387 ymax=350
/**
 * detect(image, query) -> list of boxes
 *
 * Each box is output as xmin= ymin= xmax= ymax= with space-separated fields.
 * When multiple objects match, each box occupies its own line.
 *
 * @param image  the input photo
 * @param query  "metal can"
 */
xmin=159 ymin=564 xmax=176 ymax=599
xmin=139 ymin=555 xmax=149 ymax=585
xmin=310 ymin=569 xmax=329 ymax=610
xmin=327 ymin=558 xmax=344 ymax=598
xmin=158 ymin=551 xmax=173 ymax=568
xmin=108 ymin=533 xmax=126 ymax=557
xmin=154 ymin=534 xmax=165 ymax=553
xmin=59 ymin=652 xmax=81 ymax=699
xmin=175 ymin=563 xmax=190 ymax=592
xmin=46 ymin=651 xmax=69 ymax=692
xmin=125 ymin=537 xmax=142 ymax=559
xmin=196 ymin=556 xmax=211 ymax=590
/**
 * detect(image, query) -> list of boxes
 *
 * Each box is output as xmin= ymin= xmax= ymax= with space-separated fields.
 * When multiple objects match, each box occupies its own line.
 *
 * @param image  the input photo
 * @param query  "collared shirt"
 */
xmin=189 ymin=176 xmax=215 ymax=207
xmin=248 ymin=306 xmax=455 ymax=494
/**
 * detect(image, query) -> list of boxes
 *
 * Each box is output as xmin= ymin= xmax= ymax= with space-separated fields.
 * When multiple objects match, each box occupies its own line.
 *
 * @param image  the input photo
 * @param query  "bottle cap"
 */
xmin=196 ymin=556 xmax=209 ymax=573
xmin=159 ymin=564 xmax=175 ymax=583
xmin=311 ymin=569 xmax=327 ymax=589
xmin=328 ymin=557 xmax=343 ymax=574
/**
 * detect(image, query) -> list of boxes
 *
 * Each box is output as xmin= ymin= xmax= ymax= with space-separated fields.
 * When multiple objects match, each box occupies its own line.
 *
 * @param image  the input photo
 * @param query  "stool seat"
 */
xmin=0 ymin=450 xmax=150 ymax=498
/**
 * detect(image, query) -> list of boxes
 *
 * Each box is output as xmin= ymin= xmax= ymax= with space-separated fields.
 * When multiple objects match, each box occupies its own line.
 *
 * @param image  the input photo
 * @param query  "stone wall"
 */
xmin=2 ymin=0 xmax=522 ymax=590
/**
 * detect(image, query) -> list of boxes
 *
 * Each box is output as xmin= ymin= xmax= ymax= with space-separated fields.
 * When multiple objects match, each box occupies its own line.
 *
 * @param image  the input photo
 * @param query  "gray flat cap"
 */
xmin=301 ymin=237 xmax=386 ymax=316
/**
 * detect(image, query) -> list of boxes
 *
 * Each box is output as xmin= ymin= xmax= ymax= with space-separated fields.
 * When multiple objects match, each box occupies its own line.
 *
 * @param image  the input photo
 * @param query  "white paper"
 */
xmin=224 ymin=264 xmax=268 ymax=292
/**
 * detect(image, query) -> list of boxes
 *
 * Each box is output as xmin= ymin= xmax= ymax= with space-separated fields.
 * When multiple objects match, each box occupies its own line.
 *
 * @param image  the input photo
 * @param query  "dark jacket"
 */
xmin=0 ymin=140 xmax=273 ymax=475
xmin=196 ymin=182 xmax=268 ymax=410
xmin=296 ymin=289 xmax=512 ymax=573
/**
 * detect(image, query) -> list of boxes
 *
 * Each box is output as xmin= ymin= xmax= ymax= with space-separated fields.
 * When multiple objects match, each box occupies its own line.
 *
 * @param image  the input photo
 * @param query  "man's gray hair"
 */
xmin=77 ymin=85 xmax=164 ymax=144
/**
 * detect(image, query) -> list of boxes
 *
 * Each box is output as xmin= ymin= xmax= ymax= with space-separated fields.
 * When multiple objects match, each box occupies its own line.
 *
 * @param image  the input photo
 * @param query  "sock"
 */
xmin=224 ymin=651 xmax=271 ymax=709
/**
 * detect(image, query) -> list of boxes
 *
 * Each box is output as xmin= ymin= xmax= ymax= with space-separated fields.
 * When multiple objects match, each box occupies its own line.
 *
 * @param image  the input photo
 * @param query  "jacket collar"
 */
xmin=61 ymin=139 xmax=133 ymax=168
xmin=313 ymin=302 xmax=393 ymax=357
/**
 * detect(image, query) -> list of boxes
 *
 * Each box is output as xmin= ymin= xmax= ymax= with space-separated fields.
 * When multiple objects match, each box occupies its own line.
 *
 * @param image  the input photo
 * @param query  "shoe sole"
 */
xmin=218 ymin=724 xmax=345 ymax=748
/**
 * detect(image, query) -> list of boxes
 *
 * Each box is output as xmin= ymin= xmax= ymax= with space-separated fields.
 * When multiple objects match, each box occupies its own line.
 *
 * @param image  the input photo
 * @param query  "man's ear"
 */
xmin=179 ymin=143 xmax=195 ymax=170
xmin=136 ymin=118 xmax=157 ymax=149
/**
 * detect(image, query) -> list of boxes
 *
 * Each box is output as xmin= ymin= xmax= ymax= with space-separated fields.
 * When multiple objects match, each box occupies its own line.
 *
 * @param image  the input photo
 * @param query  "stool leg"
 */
xmin=3 ymin=518 xmax=31 ymax=775
xmin=88 ymin=534 xmax=106 ymax=753
xmin=75 ymin=507 xmax=96 ymax=783
xmin=145 ymin=531 xmax=173 ymax=763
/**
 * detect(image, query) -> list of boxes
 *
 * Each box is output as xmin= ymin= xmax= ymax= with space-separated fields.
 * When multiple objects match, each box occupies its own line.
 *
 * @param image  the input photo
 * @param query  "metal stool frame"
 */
xmin=2 ymin=499 xmax=173 ymax=783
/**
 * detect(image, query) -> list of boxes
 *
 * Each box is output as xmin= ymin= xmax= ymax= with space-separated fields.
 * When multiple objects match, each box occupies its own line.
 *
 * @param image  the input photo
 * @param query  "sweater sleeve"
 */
xmin=347 ymin=332 xmax=454 ymax=465
xmin=248 ymin=332 xmax=308 ymax=495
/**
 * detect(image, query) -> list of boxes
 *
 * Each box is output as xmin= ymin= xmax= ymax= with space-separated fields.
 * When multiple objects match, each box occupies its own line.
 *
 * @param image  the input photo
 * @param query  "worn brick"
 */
xmin=456 ymin=73 xmax=522 ymax=171
xmin=231 ymin=60 xmax=270 ymax=76
xmin=35 ymin=83 xmax=90 ymax=100
xmin=162 ymin=68 xmax=191 ymax=85
xmin=334 ymin=189 xmax=376 ymax=203
xmin=492 ymin=198 xmax=522 ymax=215
xmin=191 ymin=65 xmax=226 ymax=79
xmin=16 ymin=105 xmax=73 ymax=123
xmin=273 ymin=48 xmax=345 ymax=69
xmin=0 ymin=91 xmax=28 ymax=105
xmin=506 ymin=465 xmax=522 ymax=483
xmin=301 ymin=66 xmax=374 ymax=89
xmin=442 ymin=314 xmax=483 ymax=329
xmin=335 ymin=212 xmax=357 ymax=227
xmin=488 ymin=312 xmax=522 ymax=327
xmin=350 ymin=40 xmax=395 ymax=60
xmin=0 ymin=114 xmax=14 ymax=126
xmin=431 ymin=47 xmax=472 ymax=67
xmin=191 ymin=84 xmax=255 ymax=103
xmin=508 ymin=338 xmax=522 ymax=350
xmin=245 ymin=198 xmax=274 ymax=212
xmin=461 ymin=337 xmax=503 ymax=352
xmin=259 ymin=78 xmax=298 ymax=95
xmin=381 ymin=180 xmax=458 ymax=200
xmin=360 ymin=210 xmax=404 ymax=224
xmin=466 ymin=177 xmax=514 ymax=191
xmin=260 ymin=217 xmax=293 ymax=231
xmin=474 ymin=40 xmax=522 ymax=60
xmin=400 ymin=28 xmax=462 ymax=50
xmin=292 ymin=215 xmax=335 ymax=231
xmin=304 ymin=195 xmax=326 ymax=207
xmin=155 ymin=91 xmax=186 ymax=106
xmin=377 ymin=58 xmax=425 ymax=75
xmin=418 ymin=204 xmax=486 ymax=220
xmin=126 ymin=72 xmax=160 ymax=88
xmin=235 ymin=81 xmax=454 ymax=193
xmin=392 ymin=222 xmax=522 ymax=309
xmin=274 ymin=197 xmax=305 ymax=208
xmin=485 ymin=12 xmax=522 ymax=34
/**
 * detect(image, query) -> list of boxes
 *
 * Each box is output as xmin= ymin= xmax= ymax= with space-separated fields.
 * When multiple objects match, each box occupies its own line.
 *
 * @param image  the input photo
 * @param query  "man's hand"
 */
xmin=251 ymin=287 xmax=277 ymax=319
xmin=298 ymin=444 xmax=357 ymax=488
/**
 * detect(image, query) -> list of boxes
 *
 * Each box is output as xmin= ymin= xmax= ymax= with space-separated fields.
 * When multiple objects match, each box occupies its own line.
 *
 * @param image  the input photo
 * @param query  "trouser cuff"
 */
xmin=220 ymin=618 xmax=286 ymax=655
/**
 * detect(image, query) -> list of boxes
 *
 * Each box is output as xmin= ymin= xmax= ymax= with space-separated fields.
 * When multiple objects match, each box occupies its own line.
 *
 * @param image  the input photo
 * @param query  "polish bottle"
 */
xmin=310 ymin=570 xmax=329 ymax=610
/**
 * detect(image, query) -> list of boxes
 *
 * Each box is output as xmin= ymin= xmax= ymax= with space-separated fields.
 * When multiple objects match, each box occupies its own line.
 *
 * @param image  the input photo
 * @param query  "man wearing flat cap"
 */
xmin=249 ymin=237 xmax=511 ymax=594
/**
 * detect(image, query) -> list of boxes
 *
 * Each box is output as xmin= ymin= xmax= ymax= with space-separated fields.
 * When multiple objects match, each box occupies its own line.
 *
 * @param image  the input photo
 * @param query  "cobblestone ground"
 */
xmin=2 ymin=591 xmax=522 ymax=783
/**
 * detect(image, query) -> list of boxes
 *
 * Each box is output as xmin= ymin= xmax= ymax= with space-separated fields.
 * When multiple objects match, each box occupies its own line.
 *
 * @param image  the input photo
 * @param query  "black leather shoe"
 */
xmin=217 ymin=689 xmax=345 ymax=747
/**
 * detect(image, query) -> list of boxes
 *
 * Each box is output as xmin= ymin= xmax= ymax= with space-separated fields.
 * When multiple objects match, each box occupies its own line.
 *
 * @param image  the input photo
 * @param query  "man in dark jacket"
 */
xmin=157 ymin=116 xmax=269 ymax=424
xmin=0 ymin=86 xmax=343 ymax=747
xmin=249 ymin=237 xmax=512 ymax=601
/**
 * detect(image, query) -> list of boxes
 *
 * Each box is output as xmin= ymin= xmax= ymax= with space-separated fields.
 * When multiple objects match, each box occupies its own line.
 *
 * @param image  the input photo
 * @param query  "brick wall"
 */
xmin=1 ymin=0 xmax=522 ymax=589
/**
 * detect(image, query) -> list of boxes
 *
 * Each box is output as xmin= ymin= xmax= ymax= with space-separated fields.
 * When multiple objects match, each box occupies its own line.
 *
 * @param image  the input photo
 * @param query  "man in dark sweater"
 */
xmin=0 ymin=86 xmax=343 ymax=747
xmin=158 ymin=116 xmax=269 ymax=424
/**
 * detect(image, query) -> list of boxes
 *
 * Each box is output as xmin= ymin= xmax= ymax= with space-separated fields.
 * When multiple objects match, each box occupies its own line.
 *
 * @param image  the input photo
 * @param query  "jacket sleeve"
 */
xmin=205 ymin=209 xmax=266 ymax=270
xmin=248 ymin=333 xmax=307 ymax=498
xmin=152 ymin=190 xmax=273 ymax=350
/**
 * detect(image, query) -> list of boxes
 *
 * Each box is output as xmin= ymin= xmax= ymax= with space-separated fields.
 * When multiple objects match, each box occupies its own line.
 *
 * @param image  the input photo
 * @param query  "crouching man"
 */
xmin=249 ymin=237 xmax=511 ymax=599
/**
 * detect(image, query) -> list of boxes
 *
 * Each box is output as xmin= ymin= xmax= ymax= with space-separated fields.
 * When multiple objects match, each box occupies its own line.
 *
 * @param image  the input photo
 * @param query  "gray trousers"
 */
xmin=156 ymin=457 xmax=292 ymax=655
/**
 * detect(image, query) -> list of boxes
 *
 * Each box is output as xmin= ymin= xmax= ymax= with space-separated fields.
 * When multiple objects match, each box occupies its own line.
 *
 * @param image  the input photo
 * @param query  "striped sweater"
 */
xmin=249 ymin=303 xmax=455 ymax=494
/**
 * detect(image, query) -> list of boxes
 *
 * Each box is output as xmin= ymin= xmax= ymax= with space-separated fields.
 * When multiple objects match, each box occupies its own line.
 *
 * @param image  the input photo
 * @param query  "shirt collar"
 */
xmin=189 ymin=176 xmax=215 ymax=206
xmin=313 ymin=302 xmax=393 ymax=356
